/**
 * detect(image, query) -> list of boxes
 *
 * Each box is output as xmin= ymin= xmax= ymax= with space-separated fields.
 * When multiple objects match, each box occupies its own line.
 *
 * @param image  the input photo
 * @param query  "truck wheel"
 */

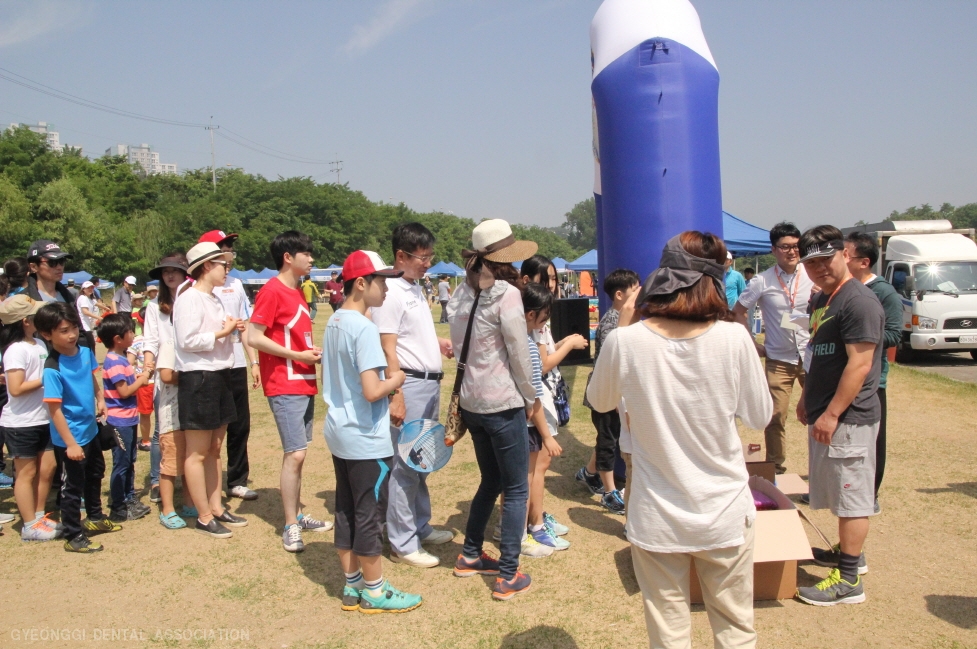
xmin=895 ymin=345 xmax=916 ymax=364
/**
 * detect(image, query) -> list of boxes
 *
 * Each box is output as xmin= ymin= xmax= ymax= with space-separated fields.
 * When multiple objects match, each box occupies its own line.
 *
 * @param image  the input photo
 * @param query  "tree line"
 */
xmin=0 ymin=126 xmax=587 ymax=283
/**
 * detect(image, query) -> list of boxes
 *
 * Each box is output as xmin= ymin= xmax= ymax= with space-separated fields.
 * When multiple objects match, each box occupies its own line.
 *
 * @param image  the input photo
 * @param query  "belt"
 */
xmin=403 ymin=369 xmax=444 ymax=382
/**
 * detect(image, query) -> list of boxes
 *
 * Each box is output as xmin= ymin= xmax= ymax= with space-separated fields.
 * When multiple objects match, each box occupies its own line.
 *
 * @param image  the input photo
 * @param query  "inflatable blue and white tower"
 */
xmin=591 ymin=0 xmax=722 ymax=308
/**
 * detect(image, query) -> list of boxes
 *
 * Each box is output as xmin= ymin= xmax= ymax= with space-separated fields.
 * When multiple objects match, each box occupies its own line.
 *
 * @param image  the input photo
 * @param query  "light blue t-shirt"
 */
xmin=321 ymin=309 xmax=393 ymax=460
xmin=43 ymin=346 xmax=99 ymax=447
xmin=724 ymin=268 xmax=747 ymax=308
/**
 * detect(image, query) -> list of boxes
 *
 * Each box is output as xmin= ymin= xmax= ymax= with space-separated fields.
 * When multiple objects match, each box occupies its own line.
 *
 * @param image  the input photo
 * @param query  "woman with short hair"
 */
xmin=587 ymin=231 xmax=772 ymax=649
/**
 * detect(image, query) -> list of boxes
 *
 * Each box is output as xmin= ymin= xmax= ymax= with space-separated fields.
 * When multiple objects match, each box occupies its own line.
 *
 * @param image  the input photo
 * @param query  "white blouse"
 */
xmin=173 ymin=287 xmax=233 ymax=372
xmin=587 ymin=320 xmax=772 ymax=553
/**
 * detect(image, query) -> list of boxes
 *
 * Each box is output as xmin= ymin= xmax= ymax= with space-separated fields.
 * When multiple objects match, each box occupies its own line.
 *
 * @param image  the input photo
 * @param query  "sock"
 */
xmin=364 ymin=576 xmax=384 ymax=596
xmin=35 ymin=511 xmax=45 ymax=520
xmin=344 ymin=571 xmax=364 ymax=588
xmin=296 ymin=512 xmax=305 ymax=521
xmin=838 ymin=552 xmax=860 ymax=583
xmin=529 ymin=523 xmax=544 ymax=533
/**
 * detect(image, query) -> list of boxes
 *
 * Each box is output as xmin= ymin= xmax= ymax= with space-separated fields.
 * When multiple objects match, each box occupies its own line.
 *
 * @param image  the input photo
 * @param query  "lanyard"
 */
xmin=775 ymin=266 xmax=799 ymax=310
xmin=824 ymin=276 xmax=852 ymax=309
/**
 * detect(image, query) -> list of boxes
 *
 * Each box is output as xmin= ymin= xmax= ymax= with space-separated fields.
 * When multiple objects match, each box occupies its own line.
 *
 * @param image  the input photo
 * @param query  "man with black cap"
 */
xmin=26 ymin=240 xmax=91 ymax=352
xmin=794 ymin=225 xmax=883 ymax=607
xmin=198 ymin=229 xmax=260 ymax=501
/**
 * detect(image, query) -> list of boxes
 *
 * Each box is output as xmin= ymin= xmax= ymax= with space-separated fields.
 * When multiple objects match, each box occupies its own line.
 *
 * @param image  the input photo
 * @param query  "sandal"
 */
xmin=159 ymin=512 xmax=187 ymax=529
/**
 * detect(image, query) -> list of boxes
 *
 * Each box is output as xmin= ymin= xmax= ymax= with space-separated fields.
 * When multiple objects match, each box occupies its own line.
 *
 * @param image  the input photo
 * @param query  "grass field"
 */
xmin=1 ymin=304 xmax=976 ymax=648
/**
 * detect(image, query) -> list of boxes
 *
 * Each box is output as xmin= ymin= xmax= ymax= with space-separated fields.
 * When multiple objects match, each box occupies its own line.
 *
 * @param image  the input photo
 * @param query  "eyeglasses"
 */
xmin=41 ymin=257 xmax=67 ymax=267
xmin=211 ymin=260 xmax=231 ymax=270
xmin=401 ymin=250 xmax=435 ymax=263
xmin=775 ymin=245 xmax=800 ymax=252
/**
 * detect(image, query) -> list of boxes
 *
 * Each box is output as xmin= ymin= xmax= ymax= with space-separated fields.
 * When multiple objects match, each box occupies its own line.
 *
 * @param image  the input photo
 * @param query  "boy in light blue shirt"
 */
xmin=321 ymin=250 xmax=418 ymax=614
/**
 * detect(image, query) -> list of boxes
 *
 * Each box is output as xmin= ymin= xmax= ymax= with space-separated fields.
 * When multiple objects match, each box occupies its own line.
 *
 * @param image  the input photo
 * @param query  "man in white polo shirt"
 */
xmin=372 ymin=223 xmax=455 ymax=567
xmin=732 ymin=221 xmax=814 ymax=474
xmin=198 ymin=229 xmax=261 ymax=501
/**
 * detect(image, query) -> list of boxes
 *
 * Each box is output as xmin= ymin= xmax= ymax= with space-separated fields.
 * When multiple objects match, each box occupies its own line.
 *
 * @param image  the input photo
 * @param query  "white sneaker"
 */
xmin=420 ymin=529 xmax=454 ymax=545
xmin=0 ymin=512 xmax=15 ymax=524
xmin=390 ymin=548 xmax=440 ymax=568
xmin=22 ymin=518 xmax=58 ymax=541
xmin=228 ymin=486 xmax=258 ymax=500
xmin=520 ymin=535 xmax=555 ymax=558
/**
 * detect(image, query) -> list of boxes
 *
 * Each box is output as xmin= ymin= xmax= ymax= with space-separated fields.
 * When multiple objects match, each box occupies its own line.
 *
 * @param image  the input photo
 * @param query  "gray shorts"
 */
xmin=808 ymin=421 xmax=879 ymax=518
xmin=268 ymin=395 xmax=315 ymax=453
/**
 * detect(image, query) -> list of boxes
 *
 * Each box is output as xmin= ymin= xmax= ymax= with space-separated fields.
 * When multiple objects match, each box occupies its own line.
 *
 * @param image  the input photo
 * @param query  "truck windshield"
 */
xmin=913 ymin=262 xmax=977 ymax=293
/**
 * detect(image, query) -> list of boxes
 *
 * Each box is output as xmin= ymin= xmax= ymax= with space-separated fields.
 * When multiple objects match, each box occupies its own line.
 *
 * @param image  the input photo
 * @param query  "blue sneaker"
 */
xmin=542 ymin=512 xmax=569 ymax=537
xmin=0 ymin=474 xmax=13 ymax=489
xmin=529 ymin=526 xmax=570 ymax=551
xmin=358 ymin=581 xmax=423 ymax=614
xmin=600 ymin=489 xmax=626 ymax=515
xmin=575 ymin=467 xmax=603 ymax=495
xmin=493 ymin=571 xmax=532 ymax=601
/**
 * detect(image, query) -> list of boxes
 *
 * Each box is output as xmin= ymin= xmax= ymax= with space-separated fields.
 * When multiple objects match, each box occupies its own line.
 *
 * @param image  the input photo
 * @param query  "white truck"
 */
xmin=842 ymin=220 xmax=977 ymax=362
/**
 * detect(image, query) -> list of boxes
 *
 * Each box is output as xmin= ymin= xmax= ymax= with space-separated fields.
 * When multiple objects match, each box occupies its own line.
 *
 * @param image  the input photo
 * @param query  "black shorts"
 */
xmin=592 ymin=408 xmax=622 ymax=473
xmin=527 ymin=426 xmax=543 ymax=453
xmin=332 ymin=456 xmax=391 ymax=557
xmin=177 ymin=369 xmax=237 ymax=431
xmin=3 ymin=425 xmax=53 ymax=459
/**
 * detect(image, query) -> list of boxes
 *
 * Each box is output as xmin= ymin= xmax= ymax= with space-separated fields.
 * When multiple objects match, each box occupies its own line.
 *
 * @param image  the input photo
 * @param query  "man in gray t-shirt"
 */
xmin=795 ymin=226 xmax=883 ymax=608
xmin=437 ymin=277 xmax=451 ymax=324
xmin=113 ymin=275 xmax=136 ymax=316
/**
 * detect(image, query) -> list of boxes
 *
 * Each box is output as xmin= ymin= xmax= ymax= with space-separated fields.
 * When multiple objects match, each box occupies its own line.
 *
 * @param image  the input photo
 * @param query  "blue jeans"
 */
xmin=150 ymin=389 xmax=160 ymax=485
xmin=110 ymin=424 xmax=138 ymax=513
xmin=461 ymin=407 xmax=529 ymax=580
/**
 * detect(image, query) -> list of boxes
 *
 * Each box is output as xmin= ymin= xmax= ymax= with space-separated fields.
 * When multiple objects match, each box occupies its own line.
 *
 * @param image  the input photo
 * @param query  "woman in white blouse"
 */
xmin=173 ymin=242 xmax=248 ymax=539
xmin=587 ymin=232 xmax=772 ymax=649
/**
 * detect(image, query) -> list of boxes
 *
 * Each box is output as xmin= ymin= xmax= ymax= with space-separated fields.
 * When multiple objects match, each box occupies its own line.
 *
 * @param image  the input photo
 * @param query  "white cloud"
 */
xmin=0 ymin=0 xmax=86 ymax=48
xmin=343 ymin=0 xmax=431 ymax=55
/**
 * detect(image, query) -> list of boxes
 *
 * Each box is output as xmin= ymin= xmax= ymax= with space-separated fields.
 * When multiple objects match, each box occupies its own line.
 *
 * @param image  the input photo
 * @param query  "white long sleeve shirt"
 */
xmin=173 ymin=287 xmax=234 ymax=372
xmin=446 ymin=280 xmax=536 ymax=413
xmin=587 ymin=320 xmax=773 ymax=553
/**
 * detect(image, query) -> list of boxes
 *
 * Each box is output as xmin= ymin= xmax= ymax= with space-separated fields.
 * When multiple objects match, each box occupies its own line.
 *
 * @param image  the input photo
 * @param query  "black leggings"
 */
xmin=874 ymin=387 xmax=886 ymax=498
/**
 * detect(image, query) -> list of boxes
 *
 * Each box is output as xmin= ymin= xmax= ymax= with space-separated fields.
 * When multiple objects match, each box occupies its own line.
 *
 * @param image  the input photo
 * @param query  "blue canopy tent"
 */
xmin=567 ymin=249 xmax=598 ymax=271
xmin=551 ymin=257 xmax=569 ymax=273
xmin=62 ymin=270 xmax=114 ymax=289
xmin=244 ymin=268 xmax=277 ymax=285
xmin=227 ymin=268 xmax=247 ymax=281
xmin=427 ymin=261 xmax=464 ymax=277
xmin=722 ymin=211 xmax=770 ymax=256
xmin=310 ymin=266 xmax=342 ymax=281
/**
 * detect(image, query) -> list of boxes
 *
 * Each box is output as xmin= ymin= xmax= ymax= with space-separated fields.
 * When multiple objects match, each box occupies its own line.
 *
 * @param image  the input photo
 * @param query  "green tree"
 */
xmin=562 ymin=197 xmax=597 ymax=250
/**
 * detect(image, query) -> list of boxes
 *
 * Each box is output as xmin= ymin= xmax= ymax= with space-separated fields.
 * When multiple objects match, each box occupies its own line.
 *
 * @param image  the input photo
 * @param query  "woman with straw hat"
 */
xmin=446 ymin=219 xmax=539 ymax=601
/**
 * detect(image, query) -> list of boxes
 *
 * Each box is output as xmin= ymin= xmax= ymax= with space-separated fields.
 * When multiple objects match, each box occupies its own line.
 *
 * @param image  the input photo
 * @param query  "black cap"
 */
xmin=27 ymin=240 xmax=71 ymax=261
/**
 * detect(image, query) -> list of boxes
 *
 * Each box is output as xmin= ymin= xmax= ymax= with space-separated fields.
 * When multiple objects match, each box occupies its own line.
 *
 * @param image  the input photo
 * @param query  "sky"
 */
xmin=1 ymin=0 xmax=975 ymax=231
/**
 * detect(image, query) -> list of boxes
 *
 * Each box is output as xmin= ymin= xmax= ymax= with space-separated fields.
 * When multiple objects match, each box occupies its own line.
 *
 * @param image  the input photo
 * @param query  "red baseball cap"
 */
xmin=341 ymin=250 xmax=403 ymax=281
xmin=198 ymin=230 xmax=239 ymax=246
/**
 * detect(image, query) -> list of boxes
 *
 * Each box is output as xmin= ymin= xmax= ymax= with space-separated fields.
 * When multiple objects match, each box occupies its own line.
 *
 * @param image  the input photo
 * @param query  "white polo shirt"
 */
xmin=736 ymin=263 xmax=814 ymax=365
xmin=212 ymin=275 xmax=252 ymax=369
xmin=371 ymin=277 xmax=441 ymax=373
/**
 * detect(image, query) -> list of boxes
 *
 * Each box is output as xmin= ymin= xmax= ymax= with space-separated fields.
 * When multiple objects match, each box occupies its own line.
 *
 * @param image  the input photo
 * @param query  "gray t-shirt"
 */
xmin=805 ymin=279 xmax=884 ymax=424
xmin=438 ymin=281 xmax=450 ymax=302
xmin=114 ymin=288 xmax=132 ymax=313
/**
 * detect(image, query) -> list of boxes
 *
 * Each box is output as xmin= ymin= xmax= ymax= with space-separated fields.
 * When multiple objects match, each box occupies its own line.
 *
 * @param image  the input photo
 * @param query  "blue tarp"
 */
xmin=62 ymin=271 xmax=114 ymax=289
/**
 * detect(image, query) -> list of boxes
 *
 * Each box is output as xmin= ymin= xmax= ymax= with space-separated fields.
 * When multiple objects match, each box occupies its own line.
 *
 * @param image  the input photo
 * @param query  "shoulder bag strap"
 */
xmin=451 ymin=289 xmax=481 ymax=395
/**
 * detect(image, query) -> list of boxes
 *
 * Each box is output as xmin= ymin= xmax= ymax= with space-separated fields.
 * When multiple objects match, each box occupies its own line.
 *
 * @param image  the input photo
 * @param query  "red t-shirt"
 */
xmin=250 ymin=276 xmax=318 ymax=396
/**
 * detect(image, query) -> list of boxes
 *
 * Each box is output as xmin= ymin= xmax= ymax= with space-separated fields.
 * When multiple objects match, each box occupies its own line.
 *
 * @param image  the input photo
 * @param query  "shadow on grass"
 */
xmin=916 ymin=482 xmax=977 ymax=500
xmin=614 ymin=545 xmax=639 ymax=596
xmin=566 ymin=505 xmax=624 ymax=538
xmin=924 ymin=595 xmax=977 ymax=629
xmin=499 ymin=625 xmax=580 ymax=649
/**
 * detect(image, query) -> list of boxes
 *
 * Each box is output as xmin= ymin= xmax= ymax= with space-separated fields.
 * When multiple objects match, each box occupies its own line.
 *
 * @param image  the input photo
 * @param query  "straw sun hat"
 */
xmin=467 ymin=219 xmax=538 ymax=264
xmin=186 ymin=242 xmax=231 ymax=274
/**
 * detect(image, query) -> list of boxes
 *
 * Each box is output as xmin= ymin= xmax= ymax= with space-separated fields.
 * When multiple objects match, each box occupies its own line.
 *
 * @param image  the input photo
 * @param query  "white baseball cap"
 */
xmin=124 ymin=275 xmax=137 ymax=285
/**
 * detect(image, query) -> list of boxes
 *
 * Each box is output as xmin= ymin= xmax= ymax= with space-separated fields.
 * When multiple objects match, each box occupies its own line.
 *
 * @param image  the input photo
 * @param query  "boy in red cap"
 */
xmin=320 ymin=250 xmax=419 ymax=614
xmin=197 ymin=230 xmax=261 ymax=501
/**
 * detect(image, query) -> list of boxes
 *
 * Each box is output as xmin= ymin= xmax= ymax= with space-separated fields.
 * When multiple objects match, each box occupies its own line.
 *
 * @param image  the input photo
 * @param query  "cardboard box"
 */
xmin=775 ymin=473 xmax=809 ymax=496
xmin=743 ymin=443 xmax=776 ymax=483
xmin=690 ymin=476 xmax=813 ymax=602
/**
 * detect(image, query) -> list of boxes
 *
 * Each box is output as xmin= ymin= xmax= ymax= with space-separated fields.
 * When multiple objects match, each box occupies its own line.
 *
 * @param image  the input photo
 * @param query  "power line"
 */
xmin=0 ymin=67 xmax=335 ymax=166
xmin=0 ymin=67 xmax=208 ymax=128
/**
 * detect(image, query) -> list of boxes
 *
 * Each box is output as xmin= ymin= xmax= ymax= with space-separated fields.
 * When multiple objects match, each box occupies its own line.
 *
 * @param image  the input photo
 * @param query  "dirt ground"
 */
xmin=1 ymin=307 xmax=975 ymax=649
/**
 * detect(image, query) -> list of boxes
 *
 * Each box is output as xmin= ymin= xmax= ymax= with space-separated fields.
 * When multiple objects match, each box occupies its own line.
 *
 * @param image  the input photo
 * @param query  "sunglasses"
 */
xmin=41 ymin=257 xmax=67 ymax=267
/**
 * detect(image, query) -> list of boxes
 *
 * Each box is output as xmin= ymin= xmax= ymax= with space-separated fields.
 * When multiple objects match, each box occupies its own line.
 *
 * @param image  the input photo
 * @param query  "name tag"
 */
xmin=304 ymin=332 xmax=313 ymax=349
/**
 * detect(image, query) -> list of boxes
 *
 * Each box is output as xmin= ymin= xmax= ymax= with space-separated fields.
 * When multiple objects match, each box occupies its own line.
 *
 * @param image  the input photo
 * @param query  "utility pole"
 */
xmin=330 ymin=154 xmax=343 ymax=185
xmin=206 ymin=116 xmax=218 ymax=191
